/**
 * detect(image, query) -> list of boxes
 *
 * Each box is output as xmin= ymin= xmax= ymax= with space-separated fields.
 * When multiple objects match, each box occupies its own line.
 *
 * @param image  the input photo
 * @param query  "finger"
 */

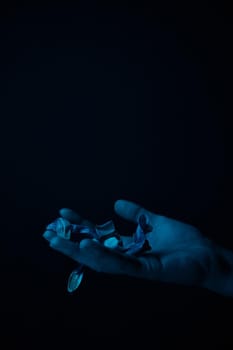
xmin=59 ymin=208 xmax=94 ymax=228
xmin=49 ymin=236 xmax=148 ymax=278
xmin=43 ymin=230 xmax=57 ymax=242
xmin=114 ymin=199 xmax=153 ymax=224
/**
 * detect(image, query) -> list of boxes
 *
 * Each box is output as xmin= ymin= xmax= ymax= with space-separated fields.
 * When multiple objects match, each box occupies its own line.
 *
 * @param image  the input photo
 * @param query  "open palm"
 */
xmin=44 ymin=199 xmax=216 ymax=288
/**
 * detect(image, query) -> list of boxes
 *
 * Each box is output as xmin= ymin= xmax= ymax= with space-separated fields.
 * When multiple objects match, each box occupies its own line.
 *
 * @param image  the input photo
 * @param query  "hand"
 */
xmin=43 ymin=199 xmax=218 ymax=289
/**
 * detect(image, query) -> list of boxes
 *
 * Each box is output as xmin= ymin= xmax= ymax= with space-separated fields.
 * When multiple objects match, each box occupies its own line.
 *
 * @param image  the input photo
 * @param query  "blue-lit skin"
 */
xmin=45 ymin=215 xmax=150 ymax=292
xmin=43 ymin=199 xmax=233 ymax=297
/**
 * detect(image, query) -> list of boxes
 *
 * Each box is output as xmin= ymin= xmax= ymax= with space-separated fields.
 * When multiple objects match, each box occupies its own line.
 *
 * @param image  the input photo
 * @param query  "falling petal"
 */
xmin=67 ymin=265 xmax=84 ymax=293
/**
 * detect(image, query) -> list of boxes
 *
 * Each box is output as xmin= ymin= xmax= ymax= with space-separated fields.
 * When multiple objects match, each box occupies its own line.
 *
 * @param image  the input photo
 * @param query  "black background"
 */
xmin=0 ymin=0 xmax=231 ymax=347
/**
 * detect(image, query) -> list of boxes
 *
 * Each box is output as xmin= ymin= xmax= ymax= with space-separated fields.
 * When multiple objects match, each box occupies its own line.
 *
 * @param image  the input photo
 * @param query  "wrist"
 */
xmin=202 ymin=243 xmax=233 ymax=297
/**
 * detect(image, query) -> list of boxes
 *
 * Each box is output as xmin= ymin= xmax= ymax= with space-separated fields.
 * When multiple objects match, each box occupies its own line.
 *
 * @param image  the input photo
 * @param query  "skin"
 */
xmin=43 ymin=199 xmax=233 ymax=295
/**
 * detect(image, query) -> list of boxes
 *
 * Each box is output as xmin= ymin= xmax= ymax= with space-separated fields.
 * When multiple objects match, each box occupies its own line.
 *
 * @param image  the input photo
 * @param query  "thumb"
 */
xmin=114 ymin=199 xmax=153 ymax=224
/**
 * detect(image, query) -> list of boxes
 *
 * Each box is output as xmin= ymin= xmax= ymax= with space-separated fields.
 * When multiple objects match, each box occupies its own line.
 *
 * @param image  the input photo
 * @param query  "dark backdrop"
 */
xmin=0 ymin=0 xmax=231 ymax=346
